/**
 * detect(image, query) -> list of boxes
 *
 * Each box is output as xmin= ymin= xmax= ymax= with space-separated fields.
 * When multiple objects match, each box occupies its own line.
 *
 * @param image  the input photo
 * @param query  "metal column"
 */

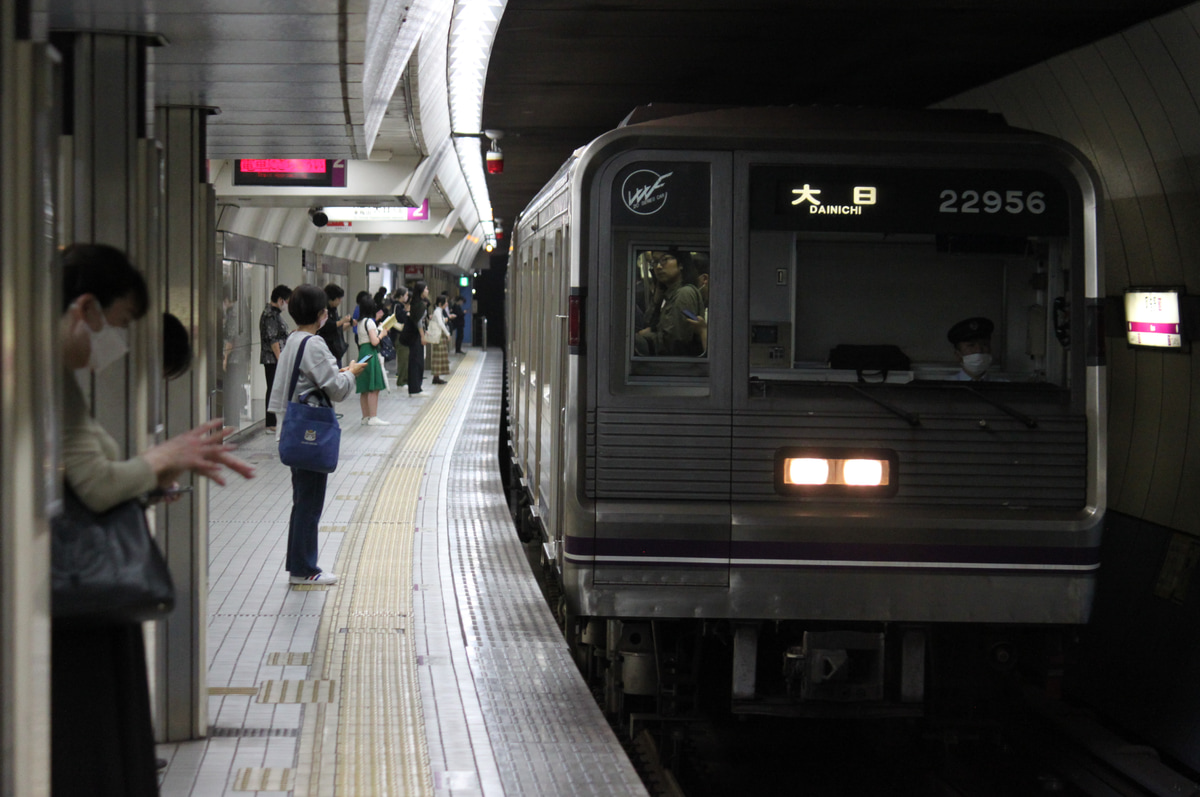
xmin=52 ymin=30 xmax=162 ymax=457
xmin=0 ymin=11 xmax=58 ymax=793
xmin=155 ymin=105 xmax=218 ymax=742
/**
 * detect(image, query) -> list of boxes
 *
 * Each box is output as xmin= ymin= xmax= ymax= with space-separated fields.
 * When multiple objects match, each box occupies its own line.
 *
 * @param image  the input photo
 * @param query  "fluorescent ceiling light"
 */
xmin=448 ymin=0 xmax=507 ymax=250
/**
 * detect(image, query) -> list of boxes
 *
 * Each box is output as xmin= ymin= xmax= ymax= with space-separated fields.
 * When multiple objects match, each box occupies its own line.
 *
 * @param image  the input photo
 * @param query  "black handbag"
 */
xmin=51 ymin=484 xmax=175 ymax=624
xmin=829 ymin=344 xmax=911 ymax=382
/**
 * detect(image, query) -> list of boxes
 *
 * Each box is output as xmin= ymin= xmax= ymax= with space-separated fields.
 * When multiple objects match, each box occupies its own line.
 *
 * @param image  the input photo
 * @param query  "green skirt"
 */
xmin=355 ymin=343 xmax=386 ymax=393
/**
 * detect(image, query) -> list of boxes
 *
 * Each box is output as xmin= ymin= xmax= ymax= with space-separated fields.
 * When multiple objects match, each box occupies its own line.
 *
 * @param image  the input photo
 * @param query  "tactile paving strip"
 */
xmin=292 ymin=357 xmax=477 ymax=796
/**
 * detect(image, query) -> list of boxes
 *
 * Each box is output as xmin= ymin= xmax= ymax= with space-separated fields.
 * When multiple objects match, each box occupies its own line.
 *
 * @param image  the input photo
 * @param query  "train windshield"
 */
xmin=747 ymin=163 xmax=1076 ymax=388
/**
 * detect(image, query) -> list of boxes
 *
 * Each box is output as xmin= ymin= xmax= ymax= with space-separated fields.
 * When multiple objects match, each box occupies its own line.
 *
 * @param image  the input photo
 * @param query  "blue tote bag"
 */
xmin=278 ymin=336 xmax=341 ymax=473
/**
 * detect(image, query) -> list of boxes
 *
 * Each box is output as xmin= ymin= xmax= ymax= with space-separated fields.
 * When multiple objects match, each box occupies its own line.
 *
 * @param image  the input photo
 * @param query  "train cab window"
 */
xmin=631 ymin=247 xmax=709 ymax=359
xmin=747 ymin=233 xmax=1070 ymax=387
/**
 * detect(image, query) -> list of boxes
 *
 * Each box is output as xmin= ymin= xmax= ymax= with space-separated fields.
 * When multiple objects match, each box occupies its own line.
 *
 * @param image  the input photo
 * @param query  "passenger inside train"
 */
xmin=632 ymin=249 xmax=706 ymax=357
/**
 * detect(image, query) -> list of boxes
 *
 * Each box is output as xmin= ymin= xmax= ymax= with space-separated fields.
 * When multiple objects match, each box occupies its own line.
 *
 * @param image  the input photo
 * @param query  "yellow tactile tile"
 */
xmin=292 ymin=353 xmax=479 ymax=797
xmin=258 ymin=679 xmax=336 ymax=704
xmin=233 ymin=767 xmax=294 ymax=791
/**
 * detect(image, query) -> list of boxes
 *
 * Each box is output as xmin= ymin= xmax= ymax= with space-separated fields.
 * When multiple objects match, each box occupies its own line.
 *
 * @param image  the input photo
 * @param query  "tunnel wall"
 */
xmin=938 ymin=6 xmax=1200 ymax=770
xmin=939 ymin=3 xmax=1200 ymax=539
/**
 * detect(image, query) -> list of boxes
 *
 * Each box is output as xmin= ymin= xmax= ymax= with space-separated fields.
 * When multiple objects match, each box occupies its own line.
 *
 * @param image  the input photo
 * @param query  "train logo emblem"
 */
xmin=304 ymin=429 xmax=317 ymax=442
xmin=622 ymin=169 xmax=674 ymax=215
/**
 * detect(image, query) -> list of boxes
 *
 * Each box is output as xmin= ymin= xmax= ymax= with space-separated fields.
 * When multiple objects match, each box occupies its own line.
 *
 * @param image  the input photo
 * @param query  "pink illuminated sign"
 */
xmin=239 ymin=159 xmax=327 ymax=174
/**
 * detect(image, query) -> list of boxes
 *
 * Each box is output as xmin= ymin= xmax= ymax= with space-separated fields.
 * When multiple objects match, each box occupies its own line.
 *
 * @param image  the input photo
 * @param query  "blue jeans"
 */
xmin=287 ymin=467 xmax=327 ymax=577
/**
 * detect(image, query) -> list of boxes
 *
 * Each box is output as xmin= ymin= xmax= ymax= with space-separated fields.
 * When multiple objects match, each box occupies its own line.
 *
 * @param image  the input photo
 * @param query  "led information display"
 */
xmin=1125 ymin=289 xmax=1183 ymax=348
xmin=234 ymin=158 xmax=347 ymax=187
xmin=750 ymin=165 xmax=1071 ymax=236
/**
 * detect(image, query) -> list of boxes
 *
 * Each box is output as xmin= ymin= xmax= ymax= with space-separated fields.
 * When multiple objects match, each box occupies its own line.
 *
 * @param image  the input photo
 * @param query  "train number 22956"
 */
xmin=938 ymin=189 xmax=1046 ymax=215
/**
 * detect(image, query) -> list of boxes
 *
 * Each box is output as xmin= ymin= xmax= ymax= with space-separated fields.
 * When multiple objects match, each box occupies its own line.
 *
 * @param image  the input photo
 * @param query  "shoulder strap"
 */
xmin=286 ymin=335 xmax=312 ymax=403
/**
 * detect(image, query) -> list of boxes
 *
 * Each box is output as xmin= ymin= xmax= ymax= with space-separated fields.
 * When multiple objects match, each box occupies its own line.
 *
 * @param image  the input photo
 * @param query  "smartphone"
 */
xmin=681 ymin=309 xmax=699 ymax=321
xmin=149 ymin=485 xmax=194 ymax=498
xmin=358 ymin=354 xmax=373 ymax=363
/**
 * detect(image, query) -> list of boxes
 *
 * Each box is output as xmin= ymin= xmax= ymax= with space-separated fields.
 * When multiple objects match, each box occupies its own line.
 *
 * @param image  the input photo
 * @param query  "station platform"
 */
xmin=158 ymin=350 xmax=648 ymax=797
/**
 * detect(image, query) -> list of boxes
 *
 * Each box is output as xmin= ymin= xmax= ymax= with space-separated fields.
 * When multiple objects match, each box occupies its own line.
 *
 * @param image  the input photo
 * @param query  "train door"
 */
xmin=550 ymin=226 xmax=570 ymax=552
xmin=588 ymin=152 xmax=733 ymax=588
xmin=536 ymin=240 xmax=557 ymax=522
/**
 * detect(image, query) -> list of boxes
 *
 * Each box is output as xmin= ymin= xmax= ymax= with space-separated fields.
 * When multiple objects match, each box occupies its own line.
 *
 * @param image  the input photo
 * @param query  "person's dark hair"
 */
xmin=394 ymin=286 xmax=409 ymax=301
xmin=162 ymin=313 xmax=192 ymax=380
xmin=60 ymin=243 xmax=150 ymax=316
xmin=435 ymin=295 xmax=447 ymax=307
xmin=355 ymin=290 xmax=370 ymax=305
xmin=357 ymin=292 xmax=377 ymax=317
xmin=288 ymin=283 xmax=327 ymax=325
xmin=324 ymin=283 xmax=344 ymax=301
xmin=412 ymin=280 xmax=427 ymax=298
xmin=270 ymin=284 xmax=292 ymax=304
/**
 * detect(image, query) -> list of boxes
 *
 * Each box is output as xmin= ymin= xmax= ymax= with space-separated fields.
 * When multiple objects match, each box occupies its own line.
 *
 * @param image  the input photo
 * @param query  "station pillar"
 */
xmin=51 ymin=30 xmax=163 ymax=458
xmin=0 ymin=6 xmax=57 ymax=793
xmin=154 ymin=104 xmax=219 ymax=742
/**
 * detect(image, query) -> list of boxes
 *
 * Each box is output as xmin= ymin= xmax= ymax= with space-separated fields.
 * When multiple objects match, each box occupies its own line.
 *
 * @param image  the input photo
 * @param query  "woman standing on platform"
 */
xmin=405 ymin=280 xmax=430 ymax=397
xmin=55 ymin=243 xmax=255 ymax=796
xmin=428 ymin=294 xmax=452 ymax=385
xmin=354 ymin=293 xmax=389 ymax=425
xmin=268 ymin=284 xmax=365 ymax=586
xmin=392 ymin=285 xmax=410 ymax=388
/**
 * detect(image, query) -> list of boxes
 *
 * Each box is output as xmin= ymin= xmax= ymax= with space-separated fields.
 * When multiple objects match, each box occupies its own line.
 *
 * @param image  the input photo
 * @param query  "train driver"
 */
xmin=634 ymin=252 xmax=705 ymax=357
xmin=948 ymin=316 xmax=995 ymax=381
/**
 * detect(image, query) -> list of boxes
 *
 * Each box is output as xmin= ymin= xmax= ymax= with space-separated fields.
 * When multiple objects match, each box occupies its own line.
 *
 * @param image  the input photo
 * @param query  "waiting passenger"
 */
xmin=634 ymin=252 xmax=704 ymax=356
xmin=318 ymin=283 xmax=353 ymax=366
xmin=259 ymin=284 xmax=292 ymax=432
xmin=268 ymin=284 xmax=367 ymax=585
xmin=55 ymin=244 xmax=255 ymax=796
xmin=948 ymin=316 xmax=996 ymax=381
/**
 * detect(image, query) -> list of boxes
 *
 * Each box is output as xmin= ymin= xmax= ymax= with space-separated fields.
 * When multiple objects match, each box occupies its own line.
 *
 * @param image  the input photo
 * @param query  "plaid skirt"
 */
xmin=430 ymin=339 xmax=450 ymax=375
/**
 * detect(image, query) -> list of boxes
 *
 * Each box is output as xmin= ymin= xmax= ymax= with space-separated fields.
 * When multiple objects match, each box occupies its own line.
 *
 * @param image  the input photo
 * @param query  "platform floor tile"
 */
xmin=157 ymin=351 xmax=646 ymax=796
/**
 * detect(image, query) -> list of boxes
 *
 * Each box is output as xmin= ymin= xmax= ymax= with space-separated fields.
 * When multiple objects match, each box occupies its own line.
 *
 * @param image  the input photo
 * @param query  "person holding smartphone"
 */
xmin=268 ymin=284 xmax=367 ymax=587
xmin=354 ymin=293 xmax=389 ymax=424
xmin=56 ymin=244 xmax=257 ymax=797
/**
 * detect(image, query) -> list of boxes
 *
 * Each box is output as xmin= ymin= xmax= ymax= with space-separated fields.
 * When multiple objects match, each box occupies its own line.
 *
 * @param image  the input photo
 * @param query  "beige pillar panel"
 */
xmin=1 ymin=37 xmax=57 ymax=797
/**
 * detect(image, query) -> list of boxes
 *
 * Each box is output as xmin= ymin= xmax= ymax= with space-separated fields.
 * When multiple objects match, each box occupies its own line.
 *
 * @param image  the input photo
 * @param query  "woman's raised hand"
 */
xmin=141 ymin=418 xmax=256 ymax=488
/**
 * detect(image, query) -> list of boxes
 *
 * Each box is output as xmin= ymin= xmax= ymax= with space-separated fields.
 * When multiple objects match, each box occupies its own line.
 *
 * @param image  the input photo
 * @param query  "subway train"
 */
xmin=504 ymin=106 xmax=1105 ymax=717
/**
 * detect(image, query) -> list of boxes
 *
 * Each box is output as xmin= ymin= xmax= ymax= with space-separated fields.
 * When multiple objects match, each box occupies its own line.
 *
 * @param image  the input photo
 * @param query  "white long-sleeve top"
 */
xmin=267 ymin=331 xmax=356 ymax=414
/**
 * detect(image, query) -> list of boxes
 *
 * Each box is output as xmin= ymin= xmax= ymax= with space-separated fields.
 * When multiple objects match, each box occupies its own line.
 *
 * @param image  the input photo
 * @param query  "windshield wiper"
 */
xmin=959 ymin=385 xmax=1038 ymax=429
xmin=844 ymin=384 xmax=922 ymax=428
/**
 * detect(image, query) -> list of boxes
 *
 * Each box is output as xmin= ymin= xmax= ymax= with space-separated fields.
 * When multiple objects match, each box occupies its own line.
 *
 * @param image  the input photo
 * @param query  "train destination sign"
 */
xmin=234 ymin=158 xmax=348 ymax=187
xmin=750 ymin=165 xmax=1071 ymax=236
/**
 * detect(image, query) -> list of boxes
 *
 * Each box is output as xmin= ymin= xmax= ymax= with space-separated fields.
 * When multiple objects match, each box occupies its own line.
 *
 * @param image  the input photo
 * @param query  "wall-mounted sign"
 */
xmin=322 ymin=200 xmax=430 ymax=222
xmin=404 ymin=265 xmax=425 ymax=277
xmin=234 ymin=158 xmax=347 ymax=187
xmin=1125 ymin=288 xmax=1184 ymax=349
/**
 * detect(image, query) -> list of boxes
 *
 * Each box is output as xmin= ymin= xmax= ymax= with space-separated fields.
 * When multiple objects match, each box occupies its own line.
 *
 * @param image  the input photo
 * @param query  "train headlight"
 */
xmin=776 ymin=448 xmax=898 ymax=498
xmin=787 ymin=458 xmax=829 ymax=485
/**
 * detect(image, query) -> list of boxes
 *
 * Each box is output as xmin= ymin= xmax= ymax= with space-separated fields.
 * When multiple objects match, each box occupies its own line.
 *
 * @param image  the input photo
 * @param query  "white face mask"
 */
xmin=961 ymin=352 xmax=992 ymax=377
xmin=88 ymin=314 xmax=130 ymax=372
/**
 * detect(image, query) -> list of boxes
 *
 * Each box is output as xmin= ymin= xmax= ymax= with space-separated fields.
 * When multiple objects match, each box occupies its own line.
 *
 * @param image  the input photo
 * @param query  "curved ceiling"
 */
xmin=481 ymin=0 xmax=1193 ymax=228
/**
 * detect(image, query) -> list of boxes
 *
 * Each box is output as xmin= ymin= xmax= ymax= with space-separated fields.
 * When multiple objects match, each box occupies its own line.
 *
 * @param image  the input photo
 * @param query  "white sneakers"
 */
xmin=365 ymin=416 xmax=391 ymax=426
xmin=289 ymin=572 xmax=338 ymax=585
